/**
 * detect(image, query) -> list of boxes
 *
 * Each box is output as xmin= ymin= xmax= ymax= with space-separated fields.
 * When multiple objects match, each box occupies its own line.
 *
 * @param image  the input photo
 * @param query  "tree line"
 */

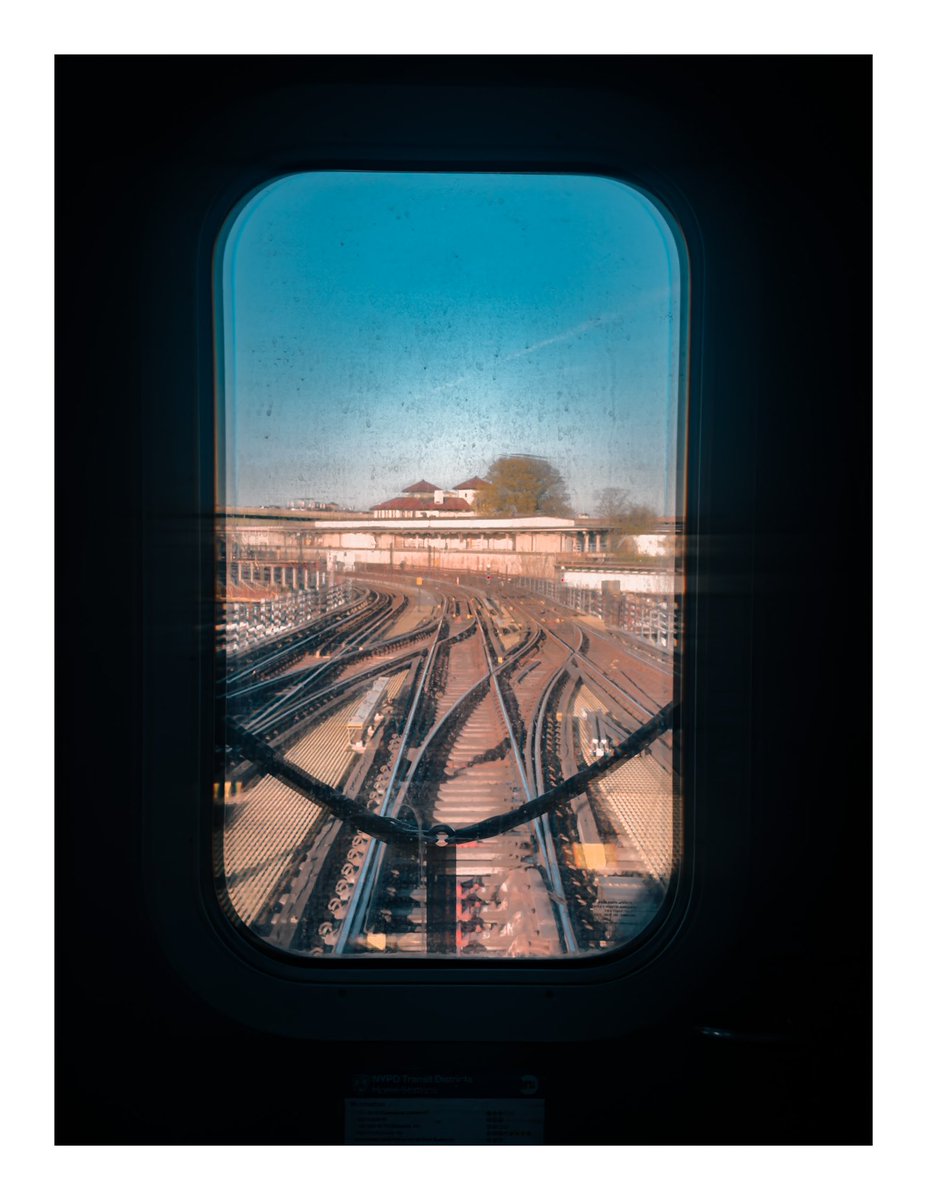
xmin=475 ymin=455 xmax=658 ymax=547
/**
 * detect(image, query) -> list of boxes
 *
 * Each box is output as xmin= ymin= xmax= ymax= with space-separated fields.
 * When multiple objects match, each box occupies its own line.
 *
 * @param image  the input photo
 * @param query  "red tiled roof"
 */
xmin=402 ymin=479 xmax=441 ymax=494
xmin=372 ymin=497 xmax=420 ymax=510
xmin=372 ymin=496 xmax=472 ymax=512
xmin=453 ymin=476 xmax=489 ymax=491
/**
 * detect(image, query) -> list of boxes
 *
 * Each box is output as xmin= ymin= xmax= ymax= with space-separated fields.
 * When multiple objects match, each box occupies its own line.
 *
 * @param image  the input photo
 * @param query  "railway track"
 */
xmin=220 ymin=575 xmax=678 ymax=959
xmin=224 ymin=587 xmax=378 ymax=686
xmin=325 ymin=598 xmax=578 ymax=955
xmin=332 ymin=597 xmax=453 ymax=953
xmin=230 ymin=585 xmax=440 ymax=735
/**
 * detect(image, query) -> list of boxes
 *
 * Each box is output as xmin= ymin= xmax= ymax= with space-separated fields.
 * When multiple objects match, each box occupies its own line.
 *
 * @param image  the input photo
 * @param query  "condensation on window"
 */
xmin=215 ymin=171 xmax=686 ymax=959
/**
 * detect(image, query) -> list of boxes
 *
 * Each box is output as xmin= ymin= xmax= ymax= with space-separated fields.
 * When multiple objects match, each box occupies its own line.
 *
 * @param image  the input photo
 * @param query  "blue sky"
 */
xmin=220 ymin=171 xmax=683 ymax=514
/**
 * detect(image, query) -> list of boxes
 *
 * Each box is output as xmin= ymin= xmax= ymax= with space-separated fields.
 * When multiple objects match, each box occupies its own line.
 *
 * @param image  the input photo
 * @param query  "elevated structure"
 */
xmin=221 ymin=510 xmax=674 ymax=587
xmin=225 ymin=513 xmax=580 ymax=578
xmin=370 ymin=473 xmax=492 ymax=516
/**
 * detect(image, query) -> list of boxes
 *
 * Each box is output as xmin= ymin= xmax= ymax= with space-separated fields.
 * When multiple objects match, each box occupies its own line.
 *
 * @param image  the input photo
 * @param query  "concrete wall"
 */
xmin=340 ymin=531 xmax=378 ymax=550
xmin=560 ymin=569 xmax=674 ymax=594
xmin=326 ymin=547 xmax=558 ymax=577
xmin=632 ymin=534 xmax=674 ymax=557
xmin=223 ymin=518 xmax=674 ymax=584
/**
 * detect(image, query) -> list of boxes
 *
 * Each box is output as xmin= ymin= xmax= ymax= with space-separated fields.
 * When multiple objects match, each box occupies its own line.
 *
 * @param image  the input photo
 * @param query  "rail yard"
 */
xmin=220 ymin=571 xmax=678 ymax=958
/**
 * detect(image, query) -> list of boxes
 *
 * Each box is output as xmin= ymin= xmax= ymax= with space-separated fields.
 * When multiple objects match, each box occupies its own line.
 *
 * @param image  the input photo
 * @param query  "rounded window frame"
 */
xmin=208 ymin=166 xmax=695 ymax=974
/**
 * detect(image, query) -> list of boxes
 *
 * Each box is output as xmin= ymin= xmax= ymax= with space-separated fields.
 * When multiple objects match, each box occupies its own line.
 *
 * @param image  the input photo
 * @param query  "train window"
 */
xmin=215 ymin=171 xmax=686 ymax=960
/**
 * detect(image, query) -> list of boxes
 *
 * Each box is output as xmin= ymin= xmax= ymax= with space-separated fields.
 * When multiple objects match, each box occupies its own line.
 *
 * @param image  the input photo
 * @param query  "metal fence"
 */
xmin=349 ymin=563 xmax=680 ymax=651
xmin=217 ymin=580 xmax=356 ymax=656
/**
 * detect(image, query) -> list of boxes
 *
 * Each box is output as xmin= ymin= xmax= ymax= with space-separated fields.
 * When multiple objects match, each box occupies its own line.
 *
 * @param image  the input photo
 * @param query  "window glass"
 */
xmin=217 ymin=171 xmax=685 ymax=958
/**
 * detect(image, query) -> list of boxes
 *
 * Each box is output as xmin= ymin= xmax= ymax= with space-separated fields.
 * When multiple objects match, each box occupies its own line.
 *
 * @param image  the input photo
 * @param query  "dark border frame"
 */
xmin=135 ymin=88 xmax=755 ymax=1040
xmin=58 ymin=55 xmax=871 ymax=1143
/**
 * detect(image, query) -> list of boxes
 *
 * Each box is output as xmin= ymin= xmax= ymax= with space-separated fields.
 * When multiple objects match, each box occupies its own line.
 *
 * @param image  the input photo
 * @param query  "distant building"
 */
xmin=372 ymin=473 xmax=489 ymax=518
xmin=286 ymin=498 xmax=338 ymax=511
xmin=452 ymin=475 xmax=489 ymax=507
xmin=402 ymin=480 xmax=442 ymax=498
xmin=372 ymin=495 xmax=472 ymax=519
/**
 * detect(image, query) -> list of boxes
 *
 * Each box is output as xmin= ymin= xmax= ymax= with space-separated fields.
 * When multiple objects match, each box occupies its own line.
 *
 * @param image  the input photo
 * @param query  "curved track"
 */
xmin=220 ymin=572 xmax=679 ymax=958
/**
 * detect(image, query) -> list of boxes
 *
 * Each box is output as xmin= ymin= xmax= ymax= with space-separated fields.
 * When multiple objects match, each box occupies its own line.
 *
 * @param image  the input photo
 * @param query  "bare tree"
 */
xmin=594 ymin=487 xmax=657 ymax=553
xmin=475 ymin=455 xmax=573 ymax=517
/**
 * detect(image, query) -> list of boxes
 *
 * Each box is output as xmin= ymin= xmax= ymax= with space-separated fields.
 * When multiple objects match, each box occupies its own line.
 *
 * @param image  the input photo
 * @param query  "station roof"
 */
xmin=222 ymin=508 xmax=585 ymax=530
xmin=453 ymin=475 xmax=489 ymax=491
xmin=318 ymin=515 xmax=579 ymax=530
xmin=402 ymin=479 xmax=441 ymax=494
xmin=372 ymin=496 xmax=472 ymax=512
xmin=433 ymin=497 xmax=471 ymax=511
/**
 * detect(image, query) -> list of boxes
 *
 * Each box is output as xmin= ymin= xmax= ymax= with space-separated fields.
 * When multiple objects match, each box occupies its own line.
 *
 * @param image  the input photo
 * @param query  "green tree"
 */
xmin=476 ymin=455 xmax=573 ymax=517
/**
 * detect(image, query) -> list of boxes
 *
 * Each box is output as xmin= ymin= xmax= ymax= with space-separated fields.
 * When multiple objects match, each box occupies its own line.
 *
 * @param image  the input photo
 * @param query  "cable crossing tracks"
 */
xmin=221 ymin=577 xmax=679 ymax=960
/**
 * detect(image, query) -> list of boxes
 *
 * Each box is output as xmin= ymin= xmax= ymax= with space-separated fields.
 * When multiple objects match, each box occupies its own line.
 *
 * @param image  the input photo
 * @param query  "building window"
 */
xmin=216 ymin=171 xmax=686 ymax=959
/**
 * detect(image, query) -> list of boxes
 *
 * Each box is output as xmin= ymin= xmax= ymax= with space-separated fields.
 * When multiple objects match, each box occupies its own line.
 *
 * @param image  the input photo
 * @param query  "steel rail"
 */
xmin=243 ymin=645 xmax=429 ymax=737
xmin=473 ymin=611 xmax=578 ymax=955
xmin=231 ymin=611 xmax=438 ymax=713
xmin=223 ymin=587 xmax=369 ymax=669
xmin=540 ymin=623 xmax=656 ymax=721
xmin=225 ymin=590 xmax=380 ymax=686
xmin=531 ymin=625 xmax=583 ymax=794
xmin=240 ymin=617 xmax=437 ymax=729
xmin=595 ymin=626 xmax=674 ymax=677
xmin=470 ymin=614 xmax=571 ymax=950
xmin=242 ymin=593 xmax=417 ymax=731
xmin=227 ymin=697 xmax=676 ymax=848
xmin=332 ymin=601 xmax=451 ymax=954
xmin=384 ymin=620 xmax=487 ymax=805
xmin=546 ymin=671 xmax=604 ymax=846
xmin=382 ymin=605 xmax=544 ymax=827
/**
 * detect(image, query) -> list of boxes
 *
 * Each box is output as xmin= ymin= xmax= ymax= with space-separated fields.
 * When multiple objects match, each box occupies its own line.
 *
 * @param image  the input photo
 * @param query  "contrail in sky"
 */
xmin=420 ymin=286 xmax=670 ymax=400
xmin=503 ymin=311 xmax=623 ymax=361
xmin=421 ymin=311 xmax=622 ymax=399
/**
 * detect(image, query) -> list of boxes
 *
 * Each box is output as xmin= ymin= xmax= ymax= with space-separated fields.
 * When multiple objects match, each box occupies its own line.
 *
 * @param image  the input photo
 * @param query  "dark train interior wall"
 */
xmin=57 ymin=56 xmax=871 ymax=1144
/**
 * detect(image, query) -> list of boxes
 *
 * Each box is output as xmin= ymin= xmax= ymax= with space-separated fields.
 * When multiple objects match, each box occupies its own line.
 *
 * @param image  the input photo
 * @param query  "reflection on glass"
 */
xmin=216 ymin=172 xmax=685 ymax=958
